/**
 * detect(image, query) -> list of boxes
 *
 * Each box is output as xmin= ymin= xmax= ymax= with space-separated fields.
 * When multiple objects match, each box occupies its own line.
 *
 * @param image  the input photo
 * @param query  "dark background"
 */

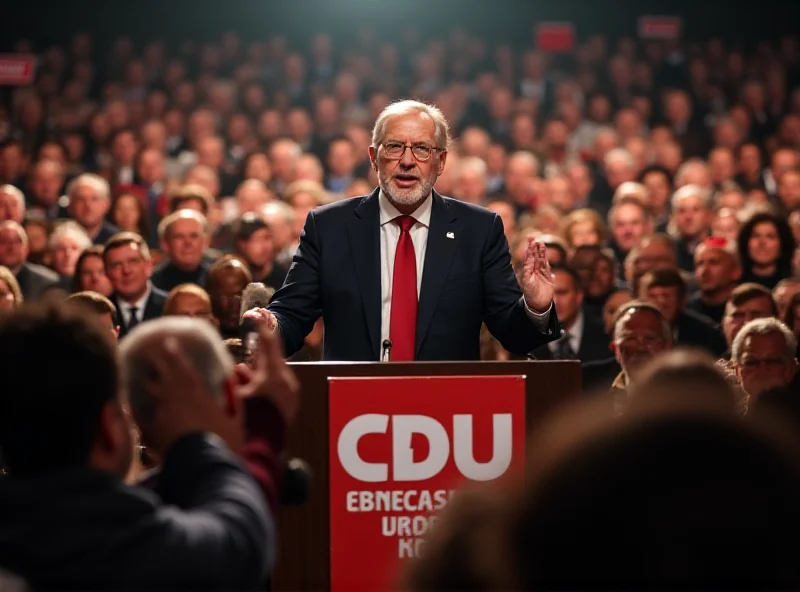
xmin=2 ymin=0 xmax=799 ymax=51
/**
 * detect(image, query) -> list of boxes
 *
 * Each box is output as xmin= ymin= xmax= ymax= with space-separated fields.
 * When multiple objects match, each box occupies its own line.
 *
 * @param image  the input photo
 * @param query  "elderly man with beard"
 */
xmin=266 ymin=100 xmax=560 ymax=361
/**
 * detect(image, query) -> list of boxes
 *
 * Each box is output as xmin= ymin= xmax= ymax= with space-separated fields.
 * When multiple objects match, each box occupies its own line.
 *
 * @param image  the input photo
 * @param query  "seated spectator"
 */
xmin=72 ymin=245 xmax=113 ymax=297
xmin=531 ymin=266 xmax=609 ymax=362
xmin=284 ymin=180 xmax=329 ymax=245
xmin=0 ymin=221 xmax=58 ymax=300
xmin=733 ymin=318 xmax=798 ymax=407
xmin=0 ymin=184 xmax=25 ymax=224
xmin=20 ymin=219 xmax=51 ymax=267
xmin=66 ymin=174 xmax=121 ymax=245
xmin=110 ymin=191 xmax=150 ymax=241
xmin=639 ymin=267 xmax=727 ymax=356
xmin=737 ymin=212 xmax=796 ymax=290
xmin=721 ymin=283 xmax=779 ymax=360
xmin=151 ymin=209 xmax=211 ymax=292
xmin=558 ymin=208 xmax=608 ymax=251
xmin=167 ymin=183 xmax=214 ymax=216
xmin=583 ymin=247 xmax=622 ymax=321
xmin=0 ymin=265 xmax=23 ymax=313
xmin=624 ymin=233 xmax=678 ymax=295
xmin=104 ymin=232 xmax=167 ymax=339
xmin=66 ymin=290 xmax=120 ymax=341
xmin=581 ymin=301 xmax=672 ymax=399
xmin=670 ymin=184 xmax=713 ymax=272
xmin=607 ymin=197 xmax=653 ymax=271
xmin=207 ymin=255 xmax=253 ymax=339
xmin=163 ymin=283 xmax=215 ymax=324
xmin=261 ymin=201 xmax=297 ymax=266
xmin=602 ymin=288 xmax=634 ymax=334
xmin=233 ymin=212 xmax=289 ymax=290
xmin=49 ymin=221 xmax=92 ymax=289
xmin=687 ymin=237 xmax=742 ymax=325
xmin=0 ymin=302 xmax=281 ymax=589
xmin=711 ymin=206 xmax=741 ymax=241
xmin=774 ymin=277 xmax=800 ymax=319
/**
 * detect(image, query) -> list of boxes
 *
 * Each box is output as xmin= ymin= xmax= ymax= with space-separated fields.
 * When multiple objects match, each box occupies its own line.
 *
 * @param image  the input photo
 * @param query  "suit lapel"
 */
xmin=416 ymin=192 xmax=459 ymax=355
xmin=347 ymin=190 xmax=382 ymax=358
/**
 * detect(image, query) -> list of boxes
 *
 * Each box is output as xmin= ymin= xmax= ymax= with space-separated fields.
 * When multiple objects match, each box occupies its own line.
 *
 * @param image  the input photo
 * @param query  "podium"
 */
xmin=272 ymin=360 xmax=580 ymax=591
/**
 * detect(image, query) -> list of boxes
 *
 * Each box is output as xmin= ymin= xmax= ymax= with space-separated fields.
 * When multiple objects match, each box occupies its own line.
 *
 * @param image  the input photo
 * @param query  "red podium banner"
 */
xmin=328 ymin=375 xmax=526 ymax=592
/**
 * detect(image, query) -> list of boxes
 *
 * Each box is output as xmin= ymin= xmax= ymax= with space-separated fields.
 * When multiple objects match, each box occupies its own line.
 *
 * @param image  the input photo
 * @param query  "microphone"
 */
xmin=382 ymin=339 xmax=392 ymax=362
xmin=239 ymin=282 xmax=276 ymax=354
xmin=239 ymin=282 xmax=275 ymax=321
xmin=281 ymin=457 xmax=313 ymax=506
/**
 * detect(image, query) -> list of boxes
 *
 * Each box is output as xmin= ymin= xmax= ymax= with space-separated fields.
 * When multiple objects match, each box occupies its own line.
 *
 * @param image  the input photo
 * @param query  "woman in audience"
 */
xmin=110 ymin=191 xmax=150 ymax=239
xmin=559 ymin=208 xmax=608 ymax=251
xmin=737 ymin=212 xmax=796 ymax=289
xmin=239 ymin=151 xmax=272 ymax=186
xmin=22 ymin=219 xmax=51 ymax=267
xmin=49 ymin=221 xmax=92 ymax=280
xmin=72 ymin=245 xmax=113 ymax=297
xmin=0 ymin=266 xmax=23 ymax=312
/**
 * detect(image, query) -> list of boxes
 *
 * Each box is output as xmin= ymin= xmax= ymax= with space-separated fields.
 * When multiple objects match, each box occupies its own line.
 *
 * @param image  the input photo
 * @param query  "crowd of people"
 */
xmin=0 ymin=23 xmax=800 ymax=589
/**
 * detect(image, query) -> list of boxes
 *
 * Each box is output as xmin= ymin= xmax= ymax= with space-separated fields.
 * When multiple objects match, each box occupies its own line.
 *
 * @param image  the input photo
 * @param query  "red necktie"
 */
xmin=389 ymin=216 xmax=418 ymax=361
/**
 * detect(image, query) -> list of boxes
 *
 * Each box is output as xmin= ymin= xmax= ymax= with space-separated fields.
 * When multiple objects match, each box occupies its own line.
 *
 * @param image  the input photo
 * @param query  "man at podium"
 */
xmin=265 ymin=100 xmax=559 ymax=361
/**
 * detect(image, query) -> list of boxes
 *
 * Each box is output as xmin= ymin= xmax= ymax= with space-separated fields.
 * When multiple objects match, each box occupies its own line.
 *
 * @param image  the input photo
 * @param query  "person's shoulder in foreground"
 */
xmin=0 ymin=301 xmax=278 ymax=591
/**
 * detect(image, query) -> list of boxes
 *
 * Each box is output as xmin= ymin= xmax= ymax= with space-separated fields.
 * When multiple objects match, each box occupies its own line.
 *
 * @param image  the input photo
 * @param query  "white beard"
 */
xmin=378 ymin=169 xmax=436 ymax=206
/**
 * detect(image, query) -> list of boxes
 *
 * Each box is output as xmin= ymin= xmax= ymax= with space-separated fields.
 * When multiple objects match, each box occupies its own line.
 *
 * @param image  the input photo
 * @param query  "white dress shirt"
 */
xmin=378 ymin=190 xmax=551 ymax=347
xmin=118 ymin=282 xmax=152 ymax=328
xmin=548 ymin=310 xmax=584 ymax=356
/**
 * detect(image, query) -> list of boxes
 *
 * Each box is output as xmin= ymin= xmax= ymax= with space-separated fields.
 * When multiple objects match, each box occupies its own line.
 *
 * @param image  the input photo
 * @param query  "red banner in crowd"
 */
xmin=638 ymin=16 xmax=683 ymax=40
xmin=535 ymin=22 xmax=576 ymax=53
xmin=328 ymin=375 xmax=526 ymax=592
xmin=0 ymin=55 xmax=36 ymax=86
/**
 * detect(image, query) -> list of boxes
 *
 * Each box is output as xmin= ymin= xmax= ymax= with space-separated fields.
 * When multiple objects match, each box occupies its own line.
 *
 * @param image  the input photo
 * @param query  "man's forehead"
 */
xmin=619 ymin=308 xmax=661 ymax=329
xmin=733 ymin=297 xmax=773 ymax=312
xmin=742 ymin=332 xmax=786 ymax=353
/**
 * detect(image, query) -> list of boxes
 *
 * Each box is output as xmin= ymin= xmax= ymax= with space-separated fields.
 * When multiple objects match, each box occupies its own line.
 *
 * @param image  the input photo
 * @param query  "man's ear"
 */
xmin=368 ymin=146 xmax=378 ymax=171
xmin=437 ymin=151 xmax=448 ymax=175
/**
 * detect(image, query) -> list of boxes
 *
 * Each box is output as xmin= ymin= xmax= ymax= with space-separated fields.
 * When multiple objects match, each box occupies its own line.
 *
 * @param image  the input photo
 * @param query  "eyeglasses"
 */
xmin=382 ymin=142 xmax=444 ymax=162
xmin=616 ymin=333 xmax=665 ymax=349
xmin=739 ymin=357 xmax=792 ymax=371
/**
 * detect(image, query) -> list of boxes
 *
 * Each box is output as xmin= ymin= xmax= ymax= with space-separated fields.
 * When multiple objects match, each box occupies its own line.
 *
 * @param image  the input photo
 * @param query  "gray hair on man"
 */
xmin=671 ymin=184 xmax=713 ymax=211
xmin=262 ymin=200 xmax=296 ymax=225
xmin=157 ymin=208 xmax=210 ymax=241
xmin=66 ymin=173 xmax=111 ymax=201
xmin=119 ymin=317 xmax=234 ymax=432
xmin=49 ymin=220 xmax=92 ymax=251
xmin=371 ymin=100 xmax=451 ymax=151
xmin=731 ymin=317 xmax=798 ymax=365
xmin=454 ymin=156 xmax=488 ymax=180
xmin=612 ymin=300 xmax=672 ymax=343
xmin=603 ymin=148 xmax=635 ymax=170
xmin=0 ymin=184 xmax=25 ymax=212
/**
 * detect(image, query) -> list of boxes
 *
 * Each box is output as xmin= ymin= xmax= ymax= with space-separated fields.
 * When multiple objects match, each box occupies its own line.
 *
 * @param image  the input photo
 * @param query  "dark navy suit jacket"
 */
xmin=268 ymin=189 xmax=560 ymax=361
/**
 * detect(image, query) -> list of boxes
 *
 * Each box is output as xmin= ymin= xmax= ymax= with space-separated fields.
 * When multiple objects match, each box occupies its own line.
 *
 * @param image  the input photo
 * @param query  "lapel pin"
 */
xmin=446 ymin=231 xmax=455 ymax=239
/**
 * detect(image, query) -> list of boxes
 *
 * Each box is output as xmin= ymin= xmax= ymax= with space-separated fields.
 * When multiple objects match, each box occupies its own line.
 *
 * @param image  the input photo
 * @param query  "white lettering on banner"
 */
xmin=393 ymin=415 xmax=450 ymax=481
xmin=398 ymin=538 xmax=427 ymax=558
xmin=453 ymin=413 xmax=512 ymax=481
xmin=345 ymin=489 xmax=453 ymax=512
xmin=336 ymin=414 xmax=514 ymax=482
xmin=338 ymin=414 xmax=389 ymax=482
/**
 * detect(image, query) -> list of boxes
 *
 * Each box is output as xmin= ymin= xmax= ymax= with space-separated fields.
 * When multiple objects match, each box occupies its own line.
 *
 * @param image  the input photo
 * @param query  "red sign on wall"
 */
xmin=0 ymin=55 xmax=36 ymax=86
xmin=329 ymin=375 xmax=526 ymax=592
